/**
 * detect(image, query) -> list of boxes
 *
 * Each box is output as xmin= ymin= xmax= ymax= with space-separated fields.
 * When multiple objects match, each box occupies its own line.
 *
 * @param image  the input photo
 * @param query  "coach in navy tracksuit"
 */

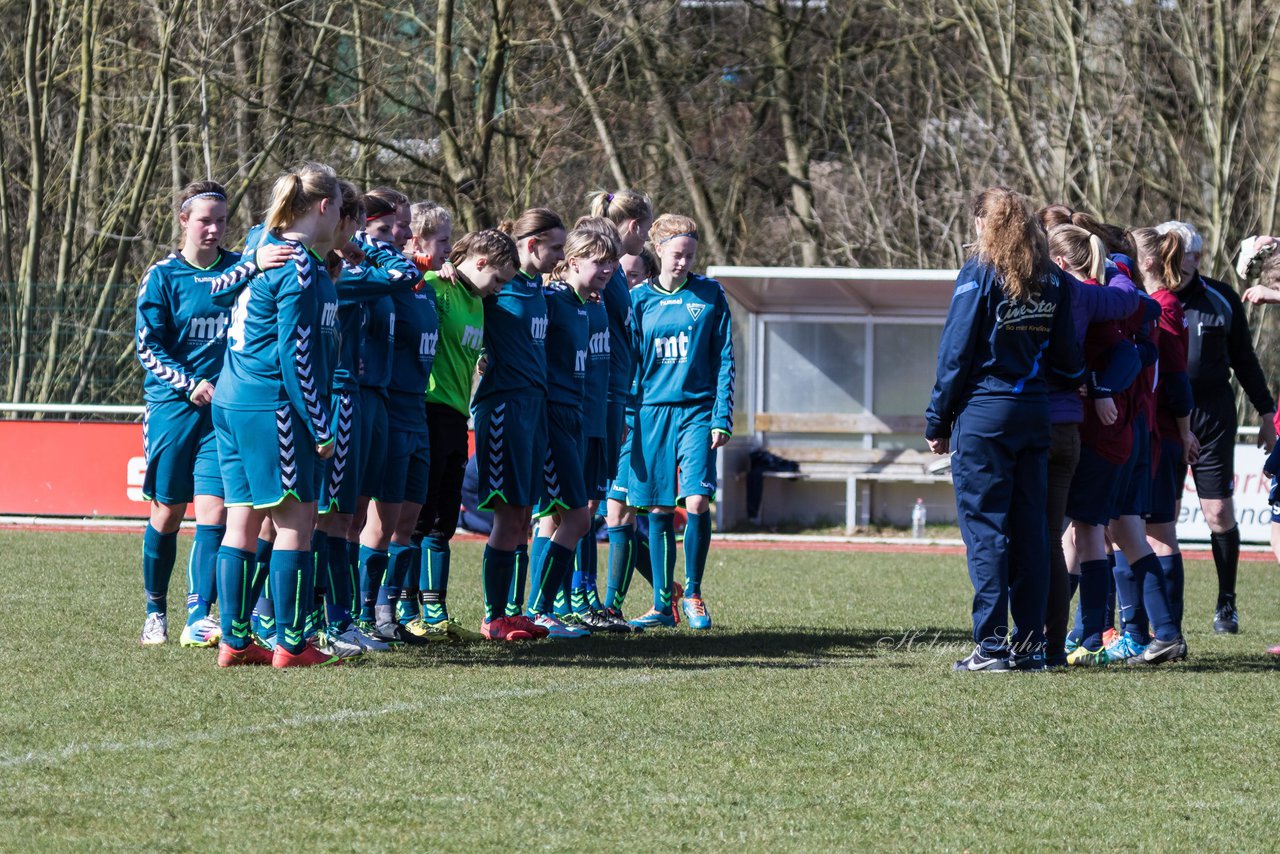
xmin=926 ymin=188 xmax=1084 ymax=672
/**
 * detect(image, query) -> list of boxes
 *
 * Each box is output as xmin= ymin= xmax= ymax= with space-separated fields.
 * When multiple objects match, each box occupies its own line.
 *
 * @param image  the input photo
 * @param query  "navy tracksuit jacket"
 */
xmin=926 ymin=258 xmax=1085 ymax=654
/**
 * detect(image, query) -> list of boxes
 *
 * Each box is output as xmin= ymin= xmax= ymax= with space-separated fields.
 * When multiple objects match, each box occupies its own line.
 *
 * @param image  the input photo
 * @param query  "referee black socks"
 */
xmin=1209 ymin=526 xmax=1240 ymax=605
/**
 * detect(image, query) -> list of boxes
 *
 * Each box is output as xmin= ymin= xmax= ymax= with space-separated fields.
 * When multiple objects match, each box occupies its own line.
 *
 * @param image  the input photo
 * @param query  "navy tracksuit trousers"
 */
xmin=951 ymin=395 xmax=1051 ymax=655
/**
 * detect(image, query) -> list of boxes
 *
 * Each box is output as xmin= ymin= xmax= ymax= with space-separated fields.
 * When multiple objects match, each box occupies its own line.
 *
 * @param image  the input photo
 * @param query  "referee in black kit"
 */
xmin=1159 ymin=221 xmax=1277 ymax=634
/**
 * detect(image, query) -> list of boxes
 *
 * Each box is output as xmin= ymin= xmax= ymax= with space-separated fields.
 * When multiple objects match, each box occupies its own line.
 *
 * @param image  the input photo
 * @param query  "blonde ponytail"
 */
xmin=265 ymin=162 xmax=338 ymax=230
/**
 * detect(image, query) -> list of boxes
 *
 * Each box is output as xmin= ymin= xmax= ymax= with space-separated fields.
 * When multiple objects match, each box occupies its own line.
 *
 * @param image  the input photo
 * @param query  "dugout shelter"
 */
xmin=709 ymin=266 xmax=958 ymax=533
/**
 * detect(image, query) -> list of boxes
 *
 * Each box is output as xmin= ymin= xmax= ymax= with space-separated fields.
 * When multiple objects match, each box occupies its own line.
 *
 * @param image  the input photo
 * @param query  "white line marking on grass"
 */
xmin=0 ymin=670 xmax=687 ymax=772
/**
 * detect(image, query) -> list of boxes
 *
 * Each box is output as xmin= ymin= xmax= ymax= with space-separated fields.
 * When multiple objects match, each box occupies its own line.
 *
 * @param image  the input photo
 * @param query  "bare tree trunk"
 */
xmin=0 ymin=127 xmax=16 ymax=400
xmin=71 ymin=0 xmax=188 ymax=403
xmin=951 ymin=0 xmax=1051 ymax=204
xmin=547 ymin=0 xmax=630 ymax=189
xmin=352 ymin=0 xmax=371 ymax=187
xmin=12 ymin=0 xmax=47 ymax=403
xmin=36 ymin=0 xmax=98 ymax=405
xmin=764 ymin=0 xmax=819 ymax=266
xmin=617 ymin=5 xmax=728 ymax=263
xmin=433 ymin=0 xmax=481 ymax=228
xmin=231 ymin=8 xmax=254 ymax=230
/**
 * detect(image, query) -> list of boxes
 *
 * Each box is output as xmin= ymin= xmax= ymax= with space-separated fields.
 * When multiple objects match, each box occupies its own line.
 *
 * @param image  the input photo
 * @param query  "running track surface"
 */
xmin=1 ymin=521 xmax=1272 ymax=563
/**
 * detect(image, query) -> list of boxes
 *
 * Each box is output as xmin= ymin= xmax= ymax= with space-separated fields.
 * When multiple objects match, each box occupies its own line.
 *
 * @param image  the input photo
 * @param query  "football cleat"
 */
xmin=316 ymin=629 xmax=364 ymax=660
xmin=532 ymin=614 xmax=589 ymax=639
xmin=682 ymin=597 xmax=712 ymax=630
xmin=1268 ymin=643 xmax=1280 ymax=657
xmin=510 ymin=615 xmax=550 ymax=639
xmin=628 ymin=609 xmax=677 ymax=630
xmin=272 ymin=641 xmax=342 ymax=668
xmin=349 ymin=625 xmax=393 ymax=652
xmin=671 ymin=582 xmax=684 ymax=626
xmin=435 ymin=618 xmax=484 ymax=642
xmin=574 ymin=609 xmax=623 ymax=632
xmin=1101 ymin=627 xmax=1121 ymax=649
xmin=1008 ymin=651 xmax=1046 ymax=672
xmin=1104 ymin=632 xmax=1148 ymax=663
xmin=1138 ymin=636 xmax=1188 ymax=665
xmin=601 ymin=607 xmax=635 ymax=633
xmin=952 ymin=647 xmax=1011 ymax=672
xmin=179 ymin=616 xmax=222 ymax=648
xmin=481 ymin=616 xmax=533 ymax=642
xmin=1213 ymin=602 xmax=1239 ymax=634
xmin=369 ymin=622 xmax=416 ymax=647
xmin=217 ymin=641 xmax=274 ymax=667
xmin=140 ymin=613 xmax=168 ymax=646
xmin=402 ymin=617 xmax=452 ymax=643
xmin=1066 ymin=646 xmax=1109 ymax=667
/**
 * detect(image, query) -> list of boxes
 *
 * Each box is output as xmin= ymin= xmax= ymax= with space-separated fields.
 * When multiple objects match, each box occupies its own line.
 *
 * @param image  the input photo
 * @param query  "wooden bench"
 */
xmin=747 ymin=412 xmax=951 ymax=533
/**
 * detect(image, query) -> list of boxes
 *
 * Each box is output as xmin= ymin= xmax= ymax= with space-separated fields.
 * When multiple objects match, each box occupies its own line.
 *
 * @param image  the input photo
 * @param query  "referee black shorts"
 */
xmin=1182 ymin=386 xmax=1237 ymax=501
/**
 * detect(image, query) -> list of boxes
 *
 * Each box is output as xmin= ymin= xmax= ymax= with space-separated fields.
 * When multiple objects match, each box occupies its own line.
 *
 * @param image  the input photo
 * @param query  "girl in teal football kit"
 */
xmin=135 ymin=181 xmax=292 ymax=648
xmin=473 ymin=209 xmax=565 ymax=641
xmin=313 ymin=181 xmax=423 ymax=656
xmin=624 ymin=214 xmax=735 ymax=631
xmin=526 ymin=227 xmax=620 ymax=636
xmin=211 ymin=162 xmax=344 ymax=668
xmin=578 ymin=190 xmax=664 ymax=623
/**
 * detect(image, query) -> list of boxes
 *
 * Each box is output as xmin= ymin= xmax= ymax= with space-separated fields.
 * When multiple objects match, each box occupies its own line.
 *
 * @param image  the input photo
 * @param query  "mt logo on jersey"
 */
xmin=687 ymin=303 xmax=705 ymax=321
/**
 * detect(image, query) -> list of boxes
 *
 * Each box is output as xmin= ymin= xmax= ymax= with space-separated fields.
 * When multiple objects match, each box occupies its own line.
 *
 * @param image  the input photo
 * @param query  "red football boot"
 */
xmin=272 ymin=641 xmax=342 ymax=668
xmin=217 ymin=641 xmax=274 ymax=668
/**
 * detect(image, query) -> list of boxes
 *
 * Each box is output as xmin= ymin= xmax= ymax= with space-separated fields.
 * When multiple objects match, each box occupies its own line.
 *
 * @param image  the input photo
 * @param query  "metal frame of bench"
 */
xmin=749 ymin=411 xmax=949 ymax=533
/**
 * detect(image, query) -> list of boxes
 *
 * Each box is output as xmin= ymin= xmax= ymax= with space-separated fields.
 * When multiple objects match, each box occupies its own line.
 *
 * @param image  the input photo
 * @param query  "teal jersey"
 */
xmin=135 ymin=249 xmax=252 ymax=404
xmin=387 ymin=277 xmax=439 ymax=397
xmin=359 ymin=296 xmax=394 ymax=390
xmin=630 ymin=273 xmax=735 ymax=432
xmin=583 ymin=294 xmax=609 ymax=438
xmin=473 ymin=270 xmax=548 ymax=407
xmin=332 ymin=234 xmax=422 ymax=393
xmin=543 ymin=283 xmax=590 ymax=408
xmin=215 ymin=234 xmax=338 ymax=446
xmin=604 ymin=267 xmax=633 ymax=404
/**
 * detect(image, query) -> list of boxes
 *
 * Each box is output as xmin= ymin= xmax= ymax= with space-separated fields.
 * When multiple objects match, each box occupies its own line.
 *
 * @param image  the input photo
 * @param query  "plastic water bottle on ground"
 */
xmin=911 ymin=498 xmax=926 ymax=539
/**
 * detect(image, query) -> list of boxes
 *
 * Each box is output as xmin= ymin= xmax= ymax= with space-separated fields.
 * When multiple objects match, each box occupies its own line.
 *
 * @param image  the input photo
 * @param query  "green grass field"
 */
xmin=3 ymin=530 xmax=1280 ymax=851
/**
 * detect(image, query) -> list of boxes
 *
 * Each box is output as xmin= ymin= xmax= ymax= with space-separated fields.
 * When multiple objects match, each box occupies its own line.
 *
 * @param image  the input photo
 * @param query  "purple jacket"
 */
xmin=1049 ymin=273 xmax=1143 ymax=424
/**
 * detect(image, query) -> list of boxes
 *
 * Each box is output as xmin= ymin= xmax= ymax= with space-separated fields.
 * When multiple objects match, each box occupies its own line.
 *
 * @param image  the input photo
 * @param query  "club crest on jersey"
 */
xmin=687 ymin=303 xmax=705 ymax=321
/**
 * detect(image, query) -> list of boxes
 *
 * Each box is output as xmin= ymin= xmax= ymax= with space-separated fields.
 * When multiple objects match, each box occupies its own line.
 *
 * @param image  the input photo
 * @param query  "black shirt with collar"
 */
xmin=1176 ymin=273 xmax=1274 ymax=416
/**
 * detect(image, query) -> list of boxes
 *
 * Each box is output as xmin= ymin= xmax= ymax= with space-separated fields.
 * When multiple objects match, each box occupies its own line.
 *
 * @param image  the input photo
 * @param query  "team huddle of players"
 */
xmin=135 ymin=162 xmax=735 ymax=667
xmin=928 ymin=187 xmax=1280 ymax=672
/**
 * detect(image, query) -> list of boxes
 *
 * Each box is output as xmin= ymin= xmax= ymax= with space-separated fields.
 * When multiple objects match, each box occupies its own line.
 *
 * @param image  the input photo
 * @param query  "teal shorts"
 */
xmin=606 ymin=408 xmax=636 ymax=505
xmin=605 ymin=400 xmax=626 ymax=481
xmin=474 ymin=394 xmax=547 ymax=510
xmin=582 ymin=436 xmax=609 ymax=502
xmin=534 ymin=404 xmax=588 ymax=517
xmin=627 ymin=404 xmax=716 ymax=509
xmin=319 ymin=391 xmax=361 ymax=515
xmin=358 ymin=387 xmax=388 ymax=499
xmin=213 ymin=403 xmax=320 ymax=508
xmin=142 ymin=399 xmax=223 ymax=504
xmin=382 ymin=390 xmax=430 ymax=505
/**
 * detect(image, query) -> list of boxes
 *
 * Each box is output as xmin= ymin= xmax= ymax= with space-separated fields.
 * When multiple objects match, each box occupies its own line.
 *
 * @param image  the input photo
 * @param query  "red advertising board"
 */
xmin=0 ymin=419 xmax=477 ymax=519
xmin=0 ymin=420 xmax=150 ymax=517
